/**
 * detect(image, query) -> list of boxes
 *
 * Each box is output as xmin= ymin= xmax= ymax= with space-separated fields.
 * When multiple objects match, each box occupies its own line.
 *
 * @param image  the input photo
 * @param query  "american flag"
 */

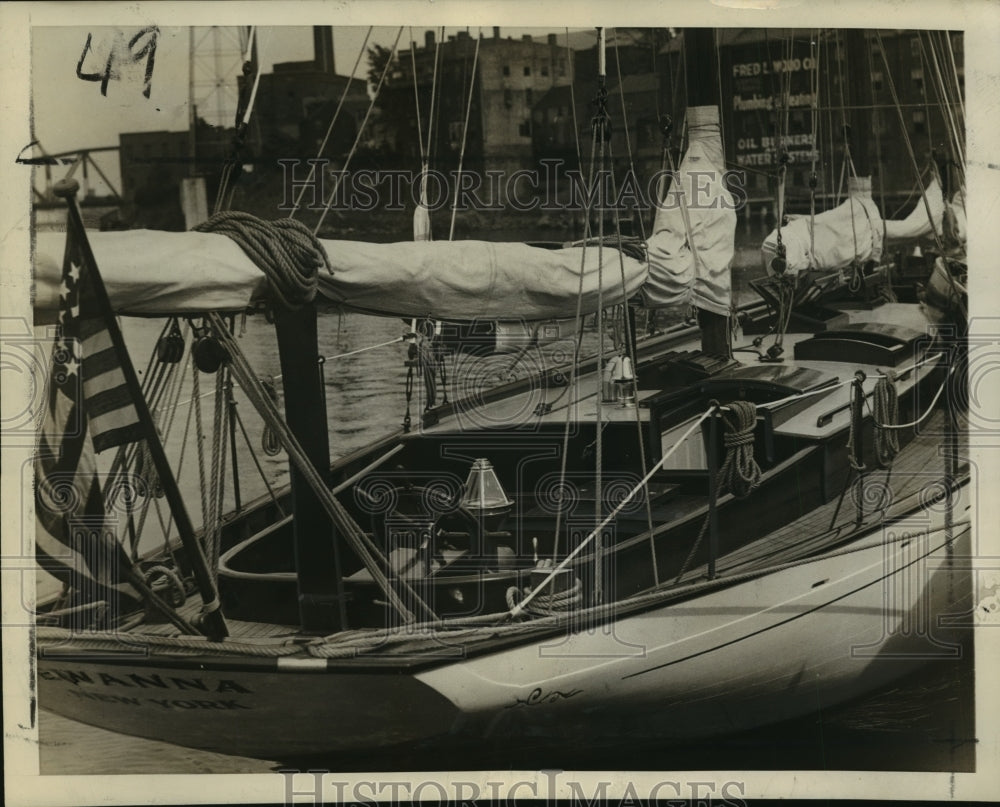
xmin=35 ymin=211 xmax=142 ymax=609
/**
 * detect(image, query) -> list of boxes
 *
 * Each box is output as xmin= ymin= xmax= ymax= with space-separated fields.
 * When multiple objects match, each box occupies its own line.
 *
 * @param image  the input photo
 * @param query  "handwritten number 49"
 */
xmin=77 ymin=27 xmax=159 ymax=99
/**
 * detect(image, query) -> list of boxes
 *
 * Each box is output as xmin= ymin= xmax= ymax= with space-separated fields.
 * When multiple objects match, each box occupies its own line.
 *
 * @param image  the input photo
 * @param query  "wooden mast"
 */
xmin=683 ymin=27 xmax=730 ymax=357
xmin=273 ymin=307 xmax=348 ymax=632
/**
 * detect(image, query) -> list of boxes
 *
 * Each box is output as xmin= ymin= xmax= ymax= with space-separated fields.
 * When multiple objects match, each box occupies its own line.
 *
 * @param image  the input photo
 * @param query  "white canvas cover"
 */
xmin=317 ymin=239 xmax=647 ymax=319
xmin=641 ymin=106 xmax=736 ymax=316
xmin=883 ymin=177 xmax=945 ymax=242
xmin=33 ymin=229 xmax=648 ymax=320
xmin=34 ymin=113 xmax=739 ymax=321
xmin=34 ymin=230 xmax=268 ymax=315
xmin=762 ymin=176 xmax=884 ymax=275
xmin=945 ymin=186 xmax=966 ymax=246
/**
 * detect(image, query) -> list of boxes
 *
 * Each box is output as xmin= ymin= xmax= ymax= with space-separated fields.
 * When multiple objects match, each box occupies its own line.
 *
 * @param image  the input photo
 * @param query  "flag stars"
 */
xmin=62 ymin=353 xmax=80 ymax=380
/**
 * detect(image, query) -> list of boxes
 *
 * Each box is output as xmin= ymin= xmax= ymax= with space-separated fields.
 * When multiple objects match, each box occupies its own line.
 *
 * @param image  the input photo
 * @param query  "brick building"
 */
xmin=381 ymin=28 xmax=573 ymax=179
xmin=531 ymin=29 xmax=963 ymax=210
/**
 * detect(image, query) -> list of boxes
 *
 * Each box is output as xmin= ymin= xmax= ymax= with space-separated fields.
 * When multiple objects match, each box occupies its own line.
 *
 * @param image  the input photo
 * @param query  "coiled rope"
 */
xmin=872 ymin=374 xmax=900 ymax=467
xmin=506 ymin=570 xmax=583 ymax=616
xmin=194 ymin=212 xmax=330 ymax=310
xmin=142 ymin=564 xmax=187 ymax=609
xmin=845 ymin=373 xmax=867 ymax=472
xmin=720 ymin=401 xmax=763 ymax=498
xmin=674 ymin=401 xmax=762 ymax=582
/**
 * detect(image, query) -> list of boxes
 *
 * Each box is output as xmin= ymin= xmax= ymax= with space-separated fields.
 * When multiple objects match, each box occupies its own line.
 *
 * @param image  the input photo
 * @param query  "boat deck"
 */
xmin=136 ymin=406 xmax=965 ymax=641
xmin=700 ymin=407 xmax=966 ymax=579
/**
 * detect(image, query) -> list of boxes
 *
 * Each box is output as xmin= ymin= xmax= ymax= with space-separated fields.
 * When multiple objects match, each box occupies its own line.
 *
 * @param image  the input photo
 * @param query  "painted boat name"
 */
xmin=38 ymin=668 xmax=252 ymax=693
xmin=65 ymin=690 xmax=250 ymax=710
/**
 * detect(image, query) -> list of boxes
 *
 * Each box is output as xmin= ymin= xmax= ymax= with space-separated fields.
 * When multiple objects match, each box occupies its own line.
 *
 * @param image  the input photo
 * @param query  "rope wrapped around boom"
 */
xmin=194 ymin=212 xmax=330 ymax=309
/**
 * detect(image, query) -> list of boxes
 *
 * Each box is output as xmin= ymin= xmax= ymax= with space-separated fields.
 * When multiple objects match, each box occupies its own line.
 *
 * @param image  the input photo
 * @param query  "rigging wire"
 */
xmin=865 ymin=36 xmax=889 ymax=273
xmin=314 ymin=26 xmax=405 ymax=236
xmin=511 ymin=406 xmax=717 ymax=619
xmin=552 ymin=77 xmax=600 ymax=563
xmin=566 ymin=28 xmax=584 ymax=194
xmin=873 ymin=31 xmax=966 ymax=319
xmin=593 ymin=26 xmax=608 ymax=607
xmin=808 ymin=30 xmax=821 ymax=267
xmin=288 ymin=26 xmax=373 ymax=219
xmin=448 ymin=31 xmax=482 ymax=241
xmin=409 ymin=27 xmax=426 ymax=162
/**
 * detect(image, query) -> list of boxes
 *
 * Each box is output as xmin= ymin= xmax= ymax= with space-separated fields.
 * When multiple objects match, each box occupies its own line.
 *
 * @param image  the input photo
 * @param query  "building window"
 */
xmin=524 ymin=65 xmax=531 ymax=77
xmin=504 ymin=88 xmax=513 ymax=108
xmin=911 ymin=37 xmax=920 ymax=57
xmin=541 ymin=64 xmax=549 ymax=76
xmin=911 ymin=68 xmax=924 ymax=97
xmin=502 ymin=65 xmax=510 ymax=77
xmin=519 ymin=120 xmax=531 ymax=137
xmin=912 ymin=109 xmax=926 ymax=135
xmin=525 ymin=88 xmax=534 ymax=106
xmin=872 ymin=71 xmax=883 ymax=92
xmin=557 ymin=58 xmax=566 ymax=77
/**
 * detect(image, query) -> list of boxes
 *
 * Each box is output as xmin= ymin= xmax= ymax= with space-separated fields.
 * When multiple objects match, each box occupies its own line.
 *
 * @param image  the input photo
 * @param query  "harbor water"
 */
xmin=32 ymin=223 xmax=977 ymax=774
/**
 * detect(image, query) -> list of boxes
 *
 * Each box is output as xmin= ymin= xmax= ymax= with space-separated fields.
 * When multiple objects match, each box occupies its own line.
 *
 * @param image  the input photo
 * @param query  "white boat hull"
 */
xmin=420 ymin=504 xmax=972 ymax=741
xmin=38 ymin=483 xmax=972 ymax=758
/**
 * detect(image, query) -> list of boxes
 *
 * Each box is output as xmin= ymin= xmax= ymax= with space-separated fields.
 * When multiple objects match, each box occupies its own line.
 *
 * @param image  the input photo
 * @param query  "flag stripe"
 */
xmin=35 ymin=202 xmax=142 ymax=611
xmin=92 ymin=423 xmax=145 ymax=454
xmin=83 ymin=367 xmax=135 ymax=404
xmin=85 ymin=383 xmax=138 ymax=419
xmin=80 ymin=343 xmax=120 ymax=380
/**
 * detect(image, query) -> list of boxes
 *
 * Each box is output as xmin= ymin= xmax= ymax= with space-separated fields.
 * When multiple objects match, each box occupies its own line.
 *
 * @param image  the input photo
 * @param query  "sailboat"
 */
xmin=30 ymin=26 xmax=972 ymax=760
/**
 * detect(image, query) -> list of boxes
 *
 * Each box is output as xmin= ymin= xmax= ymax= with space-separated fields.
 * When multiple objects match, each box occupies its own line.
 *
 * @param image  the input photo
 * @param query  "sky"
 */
xmin=29 ymin=25 xmax=590 ymax=195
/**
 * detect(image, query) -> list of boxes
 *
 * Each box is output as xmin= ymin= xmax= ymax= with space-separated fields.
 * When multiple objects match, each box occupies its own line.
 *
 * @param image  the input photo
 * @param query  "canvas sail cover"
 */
xmin=34 ymin=230 xmax=269 ymax=316
xmin=33 ymin=115 xmax=740 ymax=321
xmin=317 ymin=240 xmax=647 ymax=319
xmin=762 ymin=176 xmax=884 ymax=275
xmin=35 ymin=230 xmax=648 ymax=320
xmin=883 ymin=177 xmax=945 ymax=242
xmin=35 ymin=112 xmax=742 ymax=321
xmin=640 ymin=106 xmax=736 ymax=316
xmin=945 ymin=186 xmax=966 ymax=247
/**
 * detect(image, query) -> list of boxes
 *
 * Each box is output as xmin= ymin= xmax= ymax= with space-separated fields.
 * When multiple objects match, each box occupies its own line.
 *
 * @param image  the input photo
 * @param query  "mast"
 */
xmin=273 ymin=306 xmax=348 ymax=632
xmin=683 ymin=28 xmax=729 ymax=356
xmin=843 ymin=29 xmax=873 ymax=179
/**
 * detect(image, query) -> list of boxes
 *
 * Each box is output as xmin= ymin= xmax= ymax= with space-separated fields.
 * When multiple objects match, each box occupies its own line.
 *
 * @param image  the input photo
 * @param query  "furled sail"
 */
xmin=34 ymin=230 xmax=648 ymax=321
xmin=944 ymin=186 xmax=966 ymax=247
xmin=883 ymin=177 xmax=945 ymax=242
xmin=318 ymin=239 xmax=647 ymax=320
xmin=35 ymin=113 xmax=738 ymax=322
xmin=640 ymin=106 xmax=736 ymax=315
xmin=761 ymin=175 xmax=884 ymax=275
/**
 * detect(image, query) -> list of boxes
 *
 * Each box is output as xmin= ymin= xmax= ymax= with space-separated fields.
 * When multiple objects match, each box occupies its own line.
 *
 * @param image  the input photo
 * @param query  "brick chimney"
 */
xmin=425 ymin=29 xmax=435 ymax=50
xmin=313 ymin=26 xmax=335 ymax=73
xmin=493 ymin=26 xmax=500 ymax=40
